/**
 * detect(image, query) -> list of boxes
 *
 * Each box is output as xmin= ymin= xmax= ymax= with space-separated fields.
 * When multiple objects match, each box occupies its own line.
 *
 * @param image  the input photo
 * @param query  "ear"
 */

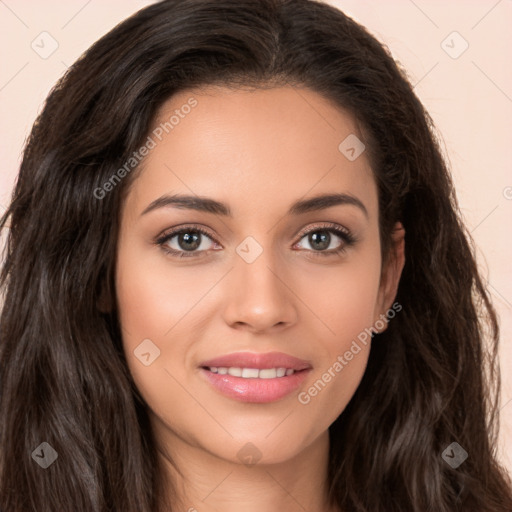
xmin=374 ymin=221 xmax=405 ymax=333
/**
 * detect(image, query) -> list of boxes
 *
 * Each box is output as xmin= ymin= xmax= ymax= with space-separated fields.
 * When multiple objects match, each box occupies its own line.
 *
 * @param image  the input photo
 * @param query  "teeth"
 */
xmin=258 ymin=368 xmax=278 ymax=379
xmin=227 ymin=367 xmax=242 ymax=377
xmin=242 ymin=368 xmax=259 ymax=378
xmin=207 ymin=366 xmax=296 ymax=378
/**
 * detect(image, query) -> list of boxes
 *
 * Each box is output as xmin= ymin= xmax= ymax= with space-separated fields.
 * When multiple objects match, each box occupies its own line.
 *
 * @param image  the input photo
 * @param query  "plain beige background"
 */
xmin=1 ymin=0 xmax=511 ymax=472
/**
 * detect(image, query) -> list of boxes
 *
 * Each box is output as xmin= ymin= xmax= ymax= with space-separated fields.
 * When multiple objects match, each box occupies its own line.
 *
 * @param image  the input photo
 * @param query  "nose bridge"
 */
xmin=222 ymin=233 xmax=297 ymax=330
xmin=236 ymin=238 xmax=279 ymax=289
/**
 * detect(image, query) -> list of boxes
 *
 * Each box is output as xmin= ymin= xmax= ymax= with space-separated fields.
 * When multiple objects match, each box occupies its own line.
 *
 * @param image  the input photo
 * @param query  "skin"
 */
xmin=114 ymin=85 xmax=405 ymax=512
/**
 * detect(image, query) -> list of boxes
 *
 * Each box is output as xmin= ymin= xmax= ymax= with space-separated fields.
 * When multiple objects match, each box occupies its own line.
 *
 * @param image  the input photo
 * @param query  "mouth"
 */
xmin=197 ymin=351 xmax=313 ymax=403
xmin=202 ymin=366 xmax=303 ymax=378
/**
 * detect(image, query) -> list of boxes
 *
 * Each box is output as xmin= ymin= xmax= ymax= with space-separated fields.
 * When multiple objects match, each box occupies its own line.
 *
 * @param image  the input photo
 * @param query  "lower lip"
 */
xmin=199 ymin=368 xmax=311 ymax=403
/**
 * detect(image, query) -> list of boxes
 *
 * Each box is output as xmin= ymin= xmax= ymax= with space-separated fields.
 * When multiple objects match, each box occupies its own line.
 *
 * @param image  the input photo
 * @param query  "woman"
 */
xmin=1 ymin=0 xmax=511 ymax=510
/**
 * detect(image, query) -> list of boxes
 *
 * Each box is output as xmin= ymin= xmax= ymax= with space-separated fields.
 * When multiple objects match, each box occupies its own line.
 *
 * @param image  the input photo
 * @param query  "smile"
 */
xmin=205 ymin=366 xmax=296 ymax=378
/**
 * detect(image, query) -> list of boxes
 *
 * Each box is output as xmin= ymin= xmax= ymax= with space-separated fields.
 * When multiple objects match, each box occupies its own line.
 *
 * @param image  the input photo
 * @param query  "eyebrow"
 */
xmin=140 ymin=192 xmax=369 ymax=218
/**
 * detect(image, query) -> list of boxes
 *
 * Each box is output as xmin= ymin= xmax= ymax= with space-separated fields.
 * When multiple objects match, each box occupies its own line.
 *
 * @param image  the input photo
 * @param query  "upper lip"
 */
xmin=199 ymin=351 xmax=312 ymax=371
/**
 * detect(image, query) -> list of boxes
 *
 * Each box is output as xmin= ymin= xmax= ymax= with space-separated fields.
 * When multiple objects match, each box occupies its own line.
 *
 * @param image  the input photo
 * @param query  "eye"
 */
xmin=293 ymin=223 xmax=356 ymax=257
xmin=155 ymin=225 xmax=219 ymax=259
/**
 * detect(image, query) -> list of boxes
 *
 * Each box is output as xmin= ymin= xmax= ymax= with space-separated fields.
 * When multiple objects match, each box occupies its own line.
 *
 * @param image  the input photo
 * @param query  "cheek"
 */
xmin=115 ymin=241 xmax=214 ymax=342
xmin=297 ymin=287 xmax=373 ymax=423
xmin=114 ymin=243 xmax=190 ymax=408
xmin=296 ymin=253 xmax=382 ymax=346
xmin=293 ymin=254 xmax=380 ymax=412
xmin=116 ymin=272 xmax=197 ymax=432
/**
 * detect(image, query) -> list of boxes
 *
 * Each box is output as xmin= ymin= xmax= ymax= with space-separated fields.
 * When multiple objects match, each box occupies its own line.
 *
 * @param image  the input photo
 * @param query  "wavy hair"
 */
xmin=1 ymin=0 xmax=511 ymax=510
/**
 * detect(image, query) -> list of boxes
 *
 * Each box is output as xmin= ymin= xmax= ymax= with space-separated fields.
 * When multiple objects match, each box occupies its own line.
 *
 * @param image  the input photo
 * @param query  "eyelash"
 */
xmin=155 ymin=222 xmax=356 ymax=260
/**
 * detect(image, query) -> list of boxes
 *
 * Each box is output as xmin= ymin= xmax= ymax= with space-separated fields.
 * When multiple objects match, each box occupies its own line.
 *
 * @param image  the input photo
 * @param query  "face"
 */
xmin=114 ymin=85 xmax=404 ymax=466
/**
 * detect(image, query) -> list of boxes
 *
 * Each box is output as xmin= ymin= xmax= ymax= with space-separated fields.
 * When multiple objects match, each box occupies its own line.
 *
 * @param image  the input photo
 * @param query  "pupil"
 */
xmin=179 ymin=232 xmax=200 ymax=251
xmin=310 ymin=231 xmax=330 ymax=250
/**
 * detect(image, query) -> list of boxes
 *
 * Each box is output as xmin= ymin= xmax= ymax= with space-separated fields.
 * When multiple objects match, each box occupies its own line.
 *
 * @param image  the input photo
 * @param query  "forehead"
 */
xmin=125 ymin=85 xmax=378 ymax=221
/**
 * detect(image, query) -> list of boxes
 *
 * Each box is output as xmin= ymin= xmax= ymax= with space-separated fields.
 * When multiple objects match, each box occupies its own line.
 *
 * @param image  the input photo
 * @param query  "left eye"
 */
xmin=295 ymin=228 xmax=347 ymax=252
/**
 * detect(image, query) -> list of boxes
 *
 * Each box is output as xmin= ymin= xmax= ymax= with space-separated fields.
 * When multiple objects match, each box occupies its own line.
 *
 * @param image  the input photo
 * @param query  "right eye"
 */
xmin=156 ymin=225 xmax=221 ymax=259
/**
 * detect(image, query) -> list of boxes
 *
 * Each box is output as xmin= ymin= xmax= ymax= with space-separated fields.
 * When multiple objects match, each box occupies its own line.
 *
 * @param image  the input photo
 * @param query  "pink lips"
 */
xmin=199 ymin=351 xmax=312 ymax=371
xmin=198 ymin=351 xmax=312 ymax=403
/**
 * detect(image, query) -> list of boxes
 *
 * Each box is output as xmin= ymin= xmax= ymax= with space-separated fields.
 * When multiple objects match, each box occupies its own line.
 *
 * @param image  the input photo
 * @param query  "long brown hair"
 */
xmin=1 ymin=1 xmax=511 ymax=510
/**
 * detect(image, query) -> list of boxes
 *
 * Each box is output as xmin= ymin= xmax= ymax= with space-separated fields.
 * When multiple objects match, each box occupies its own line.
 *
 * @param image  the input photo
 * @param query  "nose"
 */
xmin=221 ymin=246 xmax=298 ymax=334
